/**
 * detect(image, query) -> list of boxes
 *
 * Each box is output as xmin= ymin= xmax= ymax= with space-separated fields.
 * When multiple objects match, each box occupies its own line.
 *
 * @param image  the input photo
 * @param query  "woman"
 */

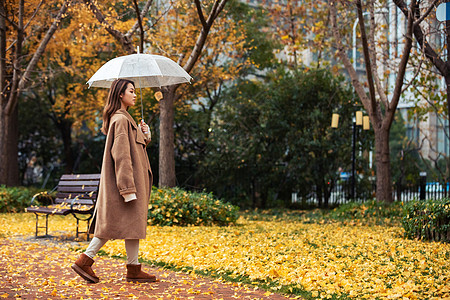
xmin=71 ymin=79 xmax=155 ymax=283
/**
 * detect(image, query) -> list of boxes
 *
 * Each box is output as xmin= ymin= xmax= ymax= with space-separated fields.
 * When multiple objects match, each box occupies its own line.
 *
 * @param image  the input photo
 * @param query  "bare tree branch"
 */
xmin=0 ymin=10 xmax=18 ymax=30
xmin=82 ymin=0 xmax=135 ymax=53
xmin=194 ymin=0 xmax=207 ymax=28
xmin=206 ymin=0 xmax=221 ymax=24
xmin=23 ymin=0 xmax=44 ymax=31
xmin=400 ymin=57 xmax=424 ymax=95
xmin=7 ymin=0 xmax=45 ymax=55
xmin=329 ymin=1 xmax=372 ymax=117
xmin=6 ymin=0 xmax=72 ymax=115
xmin=387 ymin=0 xmax=415 ymax=118
xmin=414 ymin=0 xmax=440 ymax=27
xmin=126 ymin=0 xmax=154 ymax=40
xmin=356 ymin=0 xmax=377 ymax=116
xmin=132 ymin=0 xmax=145 ymax=51
xmin=413 ymin=85 xmax=449 ymax=143
xmin=394 ymin=0 xmax=449 ymax=77
xmin=7 ymin=0 xmax=25 ymax=116
xmin=183 ymin=0 xmax=228 ymax=73
xmin=367 ymin=1 xmax=388 ymax=108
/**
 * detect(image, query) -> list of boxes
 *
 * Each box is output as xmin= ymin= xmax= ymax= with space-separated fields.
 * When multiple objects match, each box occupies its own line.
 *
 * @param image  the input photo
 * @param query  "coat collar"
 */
xmin=114 ymin=109 xmax=138 ymax=129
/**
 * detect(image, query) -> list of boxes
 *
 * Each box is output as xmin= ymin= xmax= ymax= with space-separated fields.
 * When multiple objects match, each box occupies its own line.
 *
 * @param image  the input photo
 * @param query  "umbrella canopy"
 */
xmin=87 ymin=53 xmax=192 ymax=88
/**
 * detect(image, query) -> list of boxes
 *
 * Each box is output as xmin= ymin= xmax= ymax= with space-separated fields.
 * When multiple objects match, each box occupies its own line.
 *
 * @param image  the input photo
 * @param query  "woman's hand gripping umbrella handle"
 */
xmin=139 ymin=120 xmax=151 ymax=141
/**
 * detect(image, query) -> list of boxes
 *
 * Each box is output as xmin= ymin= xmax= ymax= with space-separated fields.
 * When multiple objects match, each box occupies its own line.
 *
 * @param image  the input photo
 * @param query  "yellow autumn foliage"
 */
xmin=1 ymin=213 xmax=449 ymax=299
xmin=34 ymin=0 xmax=250 ymax=134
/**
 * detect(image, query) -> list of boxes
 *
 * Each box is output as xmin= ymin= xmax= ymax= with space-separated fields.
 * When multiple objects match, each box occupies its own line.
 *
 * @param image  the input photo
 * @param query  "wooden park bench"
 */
xmin=26 ymin=174 xmax=100 ymax=240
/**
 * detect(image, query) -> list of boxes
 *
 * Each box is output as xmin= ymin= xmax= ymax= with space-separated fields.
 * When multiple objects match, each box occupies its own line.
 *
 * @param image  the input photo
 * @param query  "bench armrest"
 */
xmin=70 ymin=190 xmax=97 ymax=210
xmin=70 ymin=195 xmax=80 ymax=210
xmin=30 ymin=191 xmax=55 ymax=206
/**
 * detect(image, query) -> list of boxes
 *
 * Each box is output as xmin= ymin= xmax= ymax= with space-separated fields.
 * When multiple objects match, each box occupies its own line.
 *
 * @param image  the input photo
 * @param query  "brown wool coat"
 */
xmin=90 ymin=109 xmax=152 ymax=239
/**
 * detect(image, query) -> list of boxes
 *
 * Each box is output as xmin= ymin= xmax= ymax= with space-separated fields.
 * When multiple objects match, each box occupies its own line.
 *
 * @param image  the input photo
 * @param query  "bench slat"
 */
xmin=54 ymin=198 xmax=96 ymax=205
xmin=26 ymin=206 xmax=72 ymax=215
xmin=55 ymin=192 xmax=97 ymax=199
xmin=54 ymin=198 xmax=97 ymax=203
xmin=56 ymin=186 xmax=98 ymax=193
xmin=26 ymin=206 xmax=94 ymax=215
xmin=58 ymin=180 xmax=100 ymax=187
xmin=60 ymin=174 xmax=101 ymax=180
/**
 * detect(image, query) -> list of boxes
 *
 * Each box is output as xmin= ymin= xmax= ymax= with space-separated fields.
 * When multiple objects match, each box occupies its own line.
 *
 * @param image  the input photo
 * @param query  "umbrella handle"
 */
xmin=138 ymin=82 xmax=144 ymax=120
xmin=136 ymin=48 xmax=144 ymax=120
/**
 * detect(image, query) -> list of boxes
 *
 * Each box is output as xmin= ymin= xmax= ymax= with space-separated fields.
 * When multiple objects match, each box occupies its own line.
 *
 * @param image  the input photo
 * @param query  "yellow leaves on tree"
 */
xmin=34 ymin=0 xmax=251 ymax=134
xmin=267 ymin=0 xmax=331 ymax=68
xmin=39 ymin=1 xmax=124 ymax=134
xmin=147 ymin=0 xmax=250 ymax=105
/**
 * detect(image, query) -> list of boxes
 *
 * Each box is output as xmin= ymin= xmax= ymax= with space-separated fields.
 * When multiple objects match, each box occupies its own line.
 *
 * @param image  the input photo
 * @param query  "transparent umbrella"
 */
xmin=87 ymin=49 xmax=192 ymax=118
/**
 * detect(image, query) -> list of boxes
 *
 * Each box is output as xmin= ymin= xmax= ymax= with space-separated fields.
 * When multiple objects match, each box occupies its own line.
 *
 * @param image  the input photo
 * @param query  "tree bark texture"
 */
xmin=0 ymin=104 xmax=19 ymax=186
xmin=158 ymin=88 xmax=176 ymax=187
xmin=374 ymin=126 xmax=392 ymax=202
xmin=0 ymin=0 xmax=21 ymax=186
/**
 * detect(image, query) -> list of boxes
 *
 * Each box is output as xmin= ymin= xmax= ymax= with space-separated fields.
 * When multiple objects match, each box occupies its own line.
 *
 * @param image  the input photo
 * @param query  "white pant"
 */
xmin=84 ymin=237 xmax=139 ymax=265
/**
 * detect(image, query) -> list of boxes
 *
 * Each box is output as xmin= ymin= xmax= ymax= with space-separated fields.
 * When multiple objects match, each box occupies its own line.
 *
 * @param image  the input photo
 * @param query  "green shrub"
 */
xmin=327 ymin=200 xmax=402 ymax=221
xmin=402 ymin=198 xmax=450 ymax=242
xmin=239 ymin=201 xmax=403 ymax=226
xmin=148 ymin=187 xmax=239 ymax=226
xmin=298 ymin=200 xmax=403 ymax=226
xmin=0 ymin=186 xmax=51 ymax=213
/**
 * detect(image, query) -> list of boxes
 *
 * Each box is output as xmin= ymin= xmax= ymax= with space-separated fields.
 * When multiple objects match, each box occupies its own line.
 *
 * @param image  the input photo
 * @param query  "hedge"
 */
xmin=148 ymin=187 xmax=239 ymax=226
xmin=0 ymin=186 xmax=49 ymax=213
xmin=402 ymin=198 xmax=450 ymax=242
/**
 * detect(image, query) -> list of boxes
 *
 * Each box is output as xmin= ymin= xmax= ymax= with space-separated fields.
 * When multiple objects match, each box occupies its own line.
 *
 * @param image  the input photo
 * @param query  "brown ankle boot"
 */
xmin=126 ymin=264 xmax=156 ymax=283
xmin=71 ymin=253 xmax=99 ymax=283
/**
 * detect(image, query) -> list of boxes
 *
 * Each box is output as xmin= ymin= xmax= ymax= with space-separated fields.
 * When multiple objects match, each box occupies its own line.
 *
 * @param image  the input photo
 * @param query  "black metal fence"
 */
xmin=393 ymin=181 xmax=450 ymax=202
xmin=294 ymin=180 xmax=449 ymax=207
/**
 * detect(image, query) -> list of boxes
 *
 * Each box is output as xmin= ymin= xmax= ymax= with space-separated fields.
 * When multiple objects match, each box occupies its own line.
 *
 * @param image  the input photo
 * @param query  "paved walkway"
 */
xmin=0 ymin=238 xmax=296 ymax=299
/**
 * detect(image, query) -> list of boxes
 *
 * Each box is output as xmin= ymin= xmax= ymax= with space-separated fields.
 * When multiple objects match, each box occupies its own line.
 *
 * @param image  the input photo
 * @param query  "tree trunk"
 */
xmin=323 ymin=181 xmax=330 ymax=209
xmin=316 ymin=185 xmax=323 ymax=208
xmin=0 ymin=0 xmax=6 ymax=94
xmin=0 ymin=0 xmax=70 ymax=186
xmin=0 ymin=105 xmax=19 ymax=186
xmin=374 ymin=126 xmax=392 ymax=202
xmin=158 ymin=88 xmax=176 ymax=187
xmin=0 ymin=0 xmax=18 ymax=185
xmin=251 ymin=179 xmax=256 ymax=209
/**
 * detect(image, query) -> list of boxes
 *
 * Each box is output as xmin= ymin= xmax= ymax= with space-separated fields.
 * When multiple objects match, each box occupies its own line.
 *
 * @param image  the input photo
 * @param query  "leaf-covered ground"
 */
xmin=0 ymin=238 xmax=290 ymax=299
xmin=1 ymin=213 xmax=449 ymax=299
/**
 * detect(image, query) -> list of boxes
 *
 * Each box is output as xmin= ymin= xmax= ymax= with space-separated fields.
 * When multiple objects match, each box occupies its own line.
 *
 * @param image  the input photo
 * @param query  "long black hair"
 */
xmin=101 ymin=79 xmax=135 ymax=135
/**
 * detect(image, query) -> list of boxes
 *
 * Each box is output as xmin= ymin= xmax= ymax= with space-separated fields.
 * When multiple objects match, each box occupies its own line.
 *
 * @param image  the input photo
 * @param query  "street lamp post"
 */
xmin=331 ymin=111 xmax=370 ymax=200
xmin=350 ymin=14 xmax=369 ymax=200
xmin=351 ymin=118 xmax=357 ymax=200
